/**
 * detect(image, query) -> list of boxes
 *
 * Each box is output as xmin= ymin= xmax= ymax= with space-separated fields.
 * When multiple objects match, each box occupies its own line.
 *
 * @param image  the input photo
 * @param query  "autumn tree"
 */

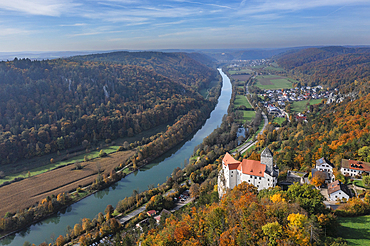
xmin=311 ymin=171 xmax=326 ymax=187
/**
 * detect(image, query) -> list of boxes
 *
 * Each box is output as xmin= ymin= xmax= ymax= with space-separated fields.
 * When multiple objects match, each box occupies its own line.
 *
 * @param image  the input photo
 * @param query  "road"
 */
xmin=236 ymin=74 xmax=269 ymax=154
xmin=117 ymin=205 xmax=146 ymax=224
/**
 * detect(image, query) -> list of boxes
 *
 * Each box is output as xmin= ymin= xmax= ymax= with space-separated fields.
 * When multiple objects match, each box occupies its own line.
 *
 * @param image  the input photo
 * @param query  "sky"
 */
xmin=0 ymin=0 xmax=369 ymax=52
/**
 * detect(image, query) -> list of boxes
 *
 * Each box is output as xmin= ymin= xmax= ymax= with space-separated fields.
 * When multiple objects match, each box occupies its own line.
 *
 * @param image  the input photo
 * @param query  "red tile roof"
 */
xmin=239 ymin=159 xmax=266 ymax=177
xmin=223 ymin=153 xmax=240 ymax=167
xmin=342 ymin=159 xmax=370 ymax=172
xmin=147 ymin=210 xmax=156 ymax=216
xmin=328 ymin=180 xmax=351 ymax=197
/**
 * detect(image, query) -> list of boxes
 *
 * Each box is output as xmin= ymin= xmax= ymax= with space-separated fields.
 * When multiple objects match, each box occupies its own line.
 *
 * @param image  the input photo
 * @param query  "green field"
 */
xmin=273 ymin=117 xmax=286 ymax=125
xmin=255 ymin=75 xmax=296 ymax=90
xmin=264 ymin=66 xmax=285 ymax=72
xmin=338 ymin=215 xmax=370 ymax=245
xmin=228 ymin=68 xmax=254 ymax=75
xmin=0 ymin=145 xmax=120 ymax=185
xmin=234 ymin=95 xmax=253 ymax=109
xmin=291 ymin=99 xmax=323 ymax=113
xmin=238 ymin=110 xmax=256 ymax=122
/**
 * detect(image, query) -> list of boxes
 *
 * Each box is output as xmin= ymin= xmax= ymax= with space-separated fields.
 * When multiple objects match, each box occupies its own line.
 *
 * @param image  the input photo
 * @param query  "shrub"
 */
xmin=99 ymin=150 xmax=108 ymax=157
xmin=117 ymin=146 xmax=125 ymax=151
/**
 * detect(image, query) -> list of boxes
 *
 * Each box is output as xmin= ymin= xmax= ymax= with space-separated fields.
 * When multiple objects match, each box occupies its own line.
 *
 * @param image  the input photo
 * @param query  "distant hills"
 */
xmin=275 ymin=46 xmax=370 ymax=88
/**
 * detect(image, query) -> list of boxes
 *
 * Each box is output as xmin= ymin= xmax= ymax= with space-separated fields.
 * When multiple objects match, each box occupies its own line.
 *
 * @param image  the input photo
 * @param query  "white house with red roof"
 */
xmin=218 ymin=148 xmax=279 ymax=195
xmin=341 ymin=159 xmax=370 ymax=177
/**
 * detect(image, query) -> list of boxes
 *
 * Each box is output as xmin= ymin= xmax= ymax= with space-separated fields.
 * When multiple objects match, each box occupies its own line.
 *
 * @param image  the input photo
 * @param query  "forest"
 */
xmin=0 ymin=52 xmax=217 ymax=166
xmin=276 ymin=46 xmax=370 ymax=88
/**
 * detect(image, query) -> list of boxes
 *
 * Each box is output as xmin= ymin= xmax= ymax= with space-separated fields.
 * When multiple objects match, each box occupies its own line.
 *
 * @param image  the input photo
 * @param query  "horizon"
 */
xmin=0 ymin=0 xmax=369 ymax=52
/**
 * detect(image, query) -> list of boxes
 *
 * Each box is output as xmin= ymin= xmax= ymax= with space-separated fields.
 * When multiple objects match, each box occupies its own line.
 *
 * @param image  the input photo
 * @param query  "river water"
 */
xmin=0 ymin=68 xmax=231 ymax=246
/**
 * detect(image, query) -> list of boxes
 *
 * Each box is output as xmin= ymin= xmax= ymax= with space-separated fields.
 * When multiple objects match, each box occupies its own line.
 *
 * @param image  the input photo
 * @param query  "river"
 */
xmin=0 ymin=68 xmax=232 ymax=246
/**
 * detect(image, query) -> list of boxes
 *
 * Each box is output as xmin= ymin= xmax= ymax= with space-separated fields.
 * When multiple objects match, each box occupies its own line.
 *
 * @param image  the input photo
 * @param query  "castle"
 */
xmin=218 ymin=148 xmax=279 ymax=194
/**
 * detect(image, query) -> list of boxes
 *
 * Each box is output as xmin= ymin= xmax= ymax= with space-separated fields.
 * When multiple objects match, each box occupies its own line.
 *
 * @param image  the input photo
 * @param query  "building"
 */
xmin=328 ymin=180 xmax=351 ymax=201
xmin=341 ymin=159 xmax=370 ymax=177
xmin=218 ymin=148 xmax=279 ymax=194
xmin=315 ymin=157 xmax=335 ymax=182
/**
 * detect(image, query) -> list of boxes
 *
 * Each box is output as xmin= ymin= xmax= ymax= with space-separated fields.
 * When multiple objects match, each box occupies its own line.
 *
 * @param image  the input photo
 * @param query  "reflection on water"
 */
xmin=0 ymin=69 xmax=232 ymax=246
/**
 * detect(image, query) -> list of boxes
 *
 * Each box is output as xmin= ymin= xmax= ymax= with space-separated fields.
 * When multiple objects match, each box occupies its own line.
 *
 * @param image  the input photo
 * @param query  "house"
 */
xmin=328 ymin=180 xmax=351 ymax=201
xmin=316 ymin=157 xmax=335 ymax=182
xmin=341 ymin=159 xmax=370 ymax=177
xmin=147 ymin=210 xmax=156 ymax=217
xmin=154 ymin=209 xmax=172 ymax=224
xmin=218 ymin=148 xmax=279 ymax=194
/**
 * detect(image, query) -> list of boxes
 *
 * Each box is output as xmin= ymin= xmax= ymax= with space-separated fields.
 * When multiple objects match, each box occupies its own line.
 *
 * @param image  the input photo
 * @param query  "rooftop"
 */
xmin=342 ymin=159 xmax=370 ymax=172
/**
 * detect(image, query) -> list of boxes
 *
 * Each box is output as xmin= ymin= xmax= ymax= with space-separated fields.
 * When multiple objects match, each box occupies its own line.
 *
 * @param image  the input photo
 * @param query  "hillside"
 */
xmin=70 ymin=51 xmax=215 ymax=90
xmin=275 ymin=46 xmax=370 ymax=88
xmin=0 ymin=53 xmax=217 ymax=166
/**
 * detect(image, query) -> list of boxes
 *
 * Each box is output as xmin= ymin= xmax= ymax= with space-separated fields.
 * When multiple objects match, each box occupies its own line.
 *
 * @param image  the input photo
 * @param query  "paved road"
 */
xmin=117 ymin=205 xmax=146 ymax=224
xmin=171 ymin=197 xmax=195 ymax=212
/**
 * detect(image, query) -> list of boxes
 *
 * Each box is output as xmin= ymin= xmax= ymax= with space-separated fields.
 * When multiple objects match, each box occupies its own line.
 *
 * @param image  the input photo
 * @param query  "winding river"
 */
xmin=0 ymin=68 xmax=232 ymax=246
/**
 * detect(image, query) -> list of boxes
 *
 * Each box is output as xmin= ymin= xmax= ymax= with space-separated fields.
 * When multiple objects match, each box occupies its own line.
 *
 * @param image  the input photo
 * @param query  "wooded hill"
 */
xmin=275 ymin=46 xmax=370 ymax=88
xmin=0 ymin=52 xmax=217 ymax=166
xmin=70 ymin=51 xmax=215 ymax=90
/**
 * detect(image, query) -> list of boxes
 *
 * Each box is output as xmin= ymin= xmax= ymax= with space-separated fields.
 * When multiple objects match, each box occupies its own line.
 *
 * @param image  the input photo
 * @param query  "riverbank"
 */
xmin=0 ymin=69 xmax=229 ymax=246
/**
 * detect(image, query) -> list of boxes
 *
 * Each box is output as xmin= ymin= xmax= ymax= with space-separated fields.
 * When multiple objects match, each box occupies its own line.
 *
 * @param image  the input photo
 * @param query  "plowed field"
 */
xmin=0 ymin=150 xmax=134 ymax=216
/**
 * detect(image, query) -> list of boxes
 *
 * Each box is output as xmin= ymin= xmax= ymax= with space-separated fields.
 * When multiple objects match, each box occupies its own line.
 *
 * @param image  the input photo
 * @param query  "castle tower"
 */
xmin=260 ymin=147 xmax=273 ymax=174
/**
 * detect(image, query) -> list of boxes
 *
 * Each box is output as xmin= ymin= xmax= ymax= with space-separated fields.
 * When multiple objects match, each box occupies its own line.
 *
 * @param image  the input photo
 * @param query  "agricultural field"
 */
xmin=0 ymin=149 xmax=135 ymax=216
xmin=0 ymin=145 xmax=120 ymax=186
xmin=232 ymin=74 xmax=252 ymax=81
xmin=233 ymin=94 xmax=255 ymax=123
xmin=338 ymin=215 xmax=370 ymax=245
xmin=237 ymin=110 xmax=256 ymax=123
xmin=290 ymin=99 xmax=323 ymax=113
xmin=264 ymin=66 xmax=285 ymax=72
xmin=228 ymin=68 xmax=254 ymax=75
xmin=254 ymin=75 xmax=296 ymax=89
xmin=234 ymin=95 xmax=253 ymax=109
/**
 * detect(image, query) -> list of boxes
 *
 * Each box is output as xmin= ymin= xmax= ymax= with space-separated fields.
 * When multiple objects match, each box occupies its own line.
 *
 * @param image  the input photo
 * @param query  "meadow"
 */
xmin=254 ymin=75 xmax=296 ymax=89
xmin=338 ymin=215 xmax=370 ymax=245
xmin=291 ymin=99 xmax=323 ymax=113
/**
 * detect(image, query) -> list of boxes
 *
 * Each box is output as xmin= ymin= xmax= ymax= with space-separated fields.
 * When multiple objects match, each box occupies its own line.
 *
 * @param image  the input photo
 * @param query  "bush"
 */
xmin=74 ymin=162 xmax=83 ymax=170
xmin=117 ymin=146 xmax=125 ymax=151
xmin=0 ymin=171 xmax=5 ymax=179
xmin=99 ymin=150 xmax=108 ymax=157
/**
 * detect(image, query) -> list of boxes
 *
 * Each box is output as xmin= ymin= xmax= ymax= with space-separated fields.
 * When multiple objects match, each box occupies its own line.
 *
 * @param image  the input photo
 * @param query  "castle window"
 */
xmin=259 ymin=177 xmax=261 ymax=180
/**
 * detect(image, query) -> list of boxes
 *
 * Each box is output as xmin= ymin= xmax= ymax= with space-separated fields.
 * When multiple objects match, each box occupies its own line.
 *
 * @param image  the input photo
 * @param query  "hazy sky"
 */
xmin=0 ymin=0 xmax=369 ymax=52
